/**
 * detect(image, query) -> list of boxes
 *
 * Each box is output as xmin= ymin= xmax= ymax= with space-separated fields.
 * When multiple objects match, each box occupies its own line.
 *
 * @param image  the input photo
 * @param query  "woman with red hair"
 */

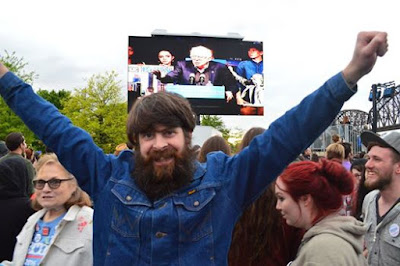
xmin=275 ymin=159 xmax=367 ymax=265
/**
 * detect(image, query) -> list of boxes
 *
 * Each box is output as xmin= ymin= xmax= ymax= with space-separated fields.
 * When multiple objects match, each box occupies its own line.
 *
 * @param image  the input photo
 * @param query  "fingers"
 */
xmin=361 ymin=31 xmax=388 ymax=57
xmin=376 ymin=33 xmax=389 ymax=56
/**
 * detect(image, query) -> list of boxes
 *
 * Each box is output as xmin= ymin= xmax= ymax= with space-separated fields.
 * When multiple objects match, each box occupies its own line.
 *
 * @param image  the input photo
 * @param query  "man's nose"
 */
xmin=153 ymin=134 xmax=168 ymax=149
xmin=365 ymin=158 xmax=372 ymax=169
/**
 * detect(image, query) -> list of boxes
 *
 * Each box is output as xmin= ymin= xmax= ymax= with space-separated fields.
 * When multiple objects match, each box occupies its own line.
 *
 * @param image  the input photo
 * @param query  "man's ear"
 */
xmin=394 ymin=162 xmax=400 ymax=174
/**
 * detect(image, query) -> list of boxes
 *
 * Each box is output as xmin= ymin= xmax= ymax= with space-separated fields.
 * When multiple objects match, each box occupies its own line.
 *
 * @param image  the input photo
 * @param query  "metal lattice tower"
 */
xmin=332 ymin=109 xmax=370 ymax=133
xmin=367 ymin=84 xmax=400 ymax=132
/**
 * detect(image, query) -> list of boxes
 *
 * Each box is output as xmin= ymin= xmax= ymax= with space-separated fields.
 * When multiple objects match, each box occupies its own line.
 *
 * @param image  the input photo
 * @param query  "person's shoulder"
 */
xmin=237 ymin=60 xmax=250 ymax=65
xmin=364 ymin=190 xmax=379 ymax=206
xmin=177 ymin=60 xmax=190 ymax=67
xmin=302 ymin=233 xmax=354 ymax=259
xmin=73 ymin=205 xmax=94 ymax=215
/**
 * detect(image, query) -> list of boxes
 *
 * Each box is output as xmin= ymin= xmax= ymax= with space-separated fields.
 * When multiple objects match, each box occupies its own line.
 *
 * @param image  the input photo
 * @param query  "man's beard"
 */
xmin=134 ymin=145 xmax=195 ymax=201
xmin=365 ymin=169 xmax=393 ymax=191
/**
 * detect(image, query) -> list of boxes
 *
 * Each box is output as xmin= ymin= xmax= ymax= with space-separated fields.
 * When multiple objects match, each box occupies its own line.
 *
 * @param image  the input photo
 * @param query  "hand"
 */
xmin=236 ymin=91 xmax=247 ymax=105
xmin=225 ymin=91 xmax=234 ymax=102
xmin=363 ymin=248 xmax=368 ymax=258
xmin=152 ymin=70 xmax=161 ymax=79
xmin=0 ymin=62 xmax=9 ymax=79
xmin=343 ymin=31 xmax=388 ymax=88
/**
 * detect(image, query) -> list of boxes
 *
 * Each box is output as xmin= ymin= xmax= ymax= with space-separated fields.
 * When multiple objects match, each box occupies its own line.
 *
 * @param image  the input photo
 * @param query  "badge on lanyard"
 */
xmin=44 ymin=237 xmax=51 ymax=245
xmin=34 ymin=233 xmax=42 ymax=242
xmin=389 ymin=223 xmax=400 ymax=237
xmin=42 ymin=226 xmax=50 ymax=236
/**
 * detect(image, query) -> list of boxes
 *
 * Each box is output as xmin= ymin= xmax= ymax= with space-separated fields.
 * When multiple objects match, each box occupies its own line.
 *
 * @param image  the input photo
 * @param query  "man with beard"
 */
xmin=361 ymin=131 xmax=400 ymax=266
xmin=0 ymin=31 xmax=388 ymax=265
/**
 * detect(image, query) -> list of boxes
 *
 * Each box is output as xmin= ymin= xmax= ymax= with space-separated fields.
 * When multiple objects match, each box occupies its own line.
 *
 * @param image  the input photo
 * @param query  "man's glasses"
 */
xmin=33 ymin=178 xmax=73 ymax=190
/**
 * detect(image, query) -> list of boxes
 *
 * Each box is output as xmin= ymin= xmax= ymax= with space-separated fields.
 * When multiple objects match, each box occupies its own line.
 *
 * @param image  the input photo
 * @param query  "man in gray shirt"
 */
xmin=361 ymin=131 xmax=400 ymax=265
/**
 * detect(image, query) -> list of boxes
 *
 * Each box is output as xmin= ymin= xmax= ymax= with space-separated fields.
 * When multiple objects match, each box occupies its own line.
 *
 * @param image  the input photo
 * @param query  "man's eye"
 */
xmin=142 ymin=132 xmax=154 ymax=139
xmin=164 ymin=130 xmax=175 ymax=137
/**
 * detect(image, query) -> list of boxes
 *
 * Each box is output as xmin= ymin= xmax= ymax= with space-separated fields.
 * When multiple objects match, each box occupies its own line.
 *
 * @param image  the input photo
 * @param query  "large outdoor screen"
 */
xmin=128 ymin=34 xmax=264 ymax=115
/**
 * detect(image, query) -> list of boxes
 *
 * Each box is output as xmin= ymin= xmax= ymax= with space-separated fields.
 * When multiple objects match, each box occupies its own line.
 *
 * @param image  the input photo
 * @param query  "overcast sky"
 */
xmin=1 ymin=0 xmax=399 ymax=132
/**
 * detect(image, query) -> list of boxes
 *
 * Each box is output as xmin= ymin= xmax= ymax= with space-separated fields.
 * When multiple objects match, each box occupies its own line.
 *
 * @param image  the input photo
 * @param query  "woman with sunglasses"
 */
xmin=275 ymin=159 xmax=367 ymax=265
xmin=1 ymin=153 xmax=93 ymax=266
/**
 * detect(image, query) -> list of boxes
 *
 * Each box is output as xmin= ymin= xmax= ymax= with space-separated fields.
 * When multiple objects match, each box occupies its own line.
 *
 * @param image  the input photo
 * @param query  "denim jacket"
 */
xmin=0 ymin=72 xmax=355 ymax=265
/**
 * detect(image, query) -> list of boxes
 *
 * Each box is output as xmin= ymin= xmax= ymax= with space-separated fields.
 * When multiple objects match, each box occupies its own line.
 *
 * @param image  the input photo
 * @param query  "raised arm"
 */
xmin=0 ymin=63 xmax=113 ymax=200
xmin=342 ymin=31 xmax=388 ymax=87
xmin=220 ymin=31 xmax=388 ymax=208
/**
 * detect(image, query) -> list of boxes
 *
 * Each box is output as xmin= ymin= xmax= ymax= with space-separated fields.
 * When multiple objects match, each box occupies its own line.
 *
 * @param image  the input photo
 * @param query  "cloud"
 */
xmin=1 ymin=0 xmax=399 ymax=132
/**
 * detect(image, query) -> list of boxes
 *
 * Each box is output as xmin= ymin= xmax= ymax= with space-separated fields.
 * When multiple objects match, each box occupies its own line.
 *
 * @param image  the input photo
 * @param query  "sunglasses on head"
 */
xmin=33 ymin=178 xmax=73 ymax=190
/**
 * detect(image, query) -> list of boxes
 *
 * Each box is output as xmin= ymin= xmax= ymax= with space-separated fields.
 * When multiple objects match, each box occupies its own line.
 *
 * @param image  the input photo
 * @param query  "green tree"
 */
xmin=62 ymin=71 xmax=127 ymax=153
xmin=200 ymin=115 xmax=231 ymax=140
xmin=37 ymin=89 xmax=71 ymax=110
xmin=1 ymin=50 xmax=37 ymax=84
xmin=0 ymin=50 xmax=38 ymax=147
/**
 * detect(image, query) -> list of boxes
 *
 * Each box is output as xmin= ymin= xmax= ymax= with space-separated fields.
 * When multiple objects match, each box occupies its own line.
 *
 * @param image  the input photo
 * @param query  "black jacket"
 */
xmin=0 ymin=157 xmax=35 ymax=261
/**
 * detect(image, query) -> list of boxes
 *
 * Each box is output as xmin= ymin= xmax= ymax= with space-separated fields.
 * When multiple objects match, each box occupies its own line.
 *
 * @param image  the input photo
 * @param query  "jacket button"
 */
xmin=193 ymin=201 xmax=200 ymax=207
xmin=126 ymin=195 xmax=132 ymax=201
xmin=155 ymin=232 xmax=167 ymax=238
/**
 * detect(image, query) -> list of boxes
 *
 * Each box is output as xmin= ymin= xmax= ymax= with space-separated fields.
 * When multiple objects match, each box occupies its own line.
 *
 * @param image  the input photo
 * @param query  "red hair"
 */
xmin=279 ymin=159 xmax=354 ymax=223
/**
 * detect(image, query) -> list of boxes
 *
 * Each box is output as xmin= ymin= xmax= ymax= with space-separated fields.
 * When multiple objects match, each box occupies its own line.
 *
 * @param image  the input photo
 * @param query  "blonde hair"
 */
xmin=32 ymin=153 xmax=92 ymax=210
xmin=325 ymin=143 xmax=345 ymax=161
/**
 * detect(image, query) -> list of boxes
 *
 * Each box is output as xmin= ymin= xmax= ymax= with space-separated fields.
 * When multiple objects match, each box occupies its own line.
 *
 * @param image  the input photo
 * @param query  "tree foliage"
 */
xmin=62 ymin=71 xmax=128 ymax=153
xmin=200 ymin=115 xmax=231 ymax=140
xmin=37 ymin=89 xmax=71 ymax=110
xmin=0 ymin=50 xmax=38 ymax=146
xmin=1 ymin=50 xmax=37 ymax=85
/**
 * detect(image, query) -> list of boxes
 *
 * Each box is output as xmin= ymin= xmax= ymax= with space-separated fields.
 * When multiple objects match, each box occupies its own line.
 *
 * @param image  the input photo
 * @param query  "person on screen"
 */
xmin=155 ymin=49 xmax=175 ymax=92
xmin=0 ymin=31 xmax=388 ymax=265
xmin=153 ymin=45 xmax=238 ymax=103
xmin=158 ymin=50 xmax=175 ymax=66
xmin=128 ymin=46 xmax=134 ymax=65
xmin=228 ymin=42 xmax=264 ymax=114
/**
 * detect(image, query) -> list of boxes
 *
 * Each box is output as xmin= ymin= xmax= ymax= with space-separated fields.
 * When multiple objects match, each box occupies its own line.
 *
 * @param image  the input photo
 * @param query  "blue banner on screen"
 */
xmin=165 ymin=85 xmax=225 ymax=99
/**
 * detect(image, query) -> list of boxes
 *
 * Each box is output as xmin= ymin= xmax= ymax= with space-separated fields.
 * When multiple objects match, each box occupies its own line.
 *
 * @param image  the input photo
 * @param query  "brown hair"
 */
xmin=32 ymin=153 xmax=92 ymax=211
xmin=25 ymin=148 xmax=35 ymax=163
xmin=238 ymin=127 xmax=265 ymax=151
xmin=331 ymin=134 xmax=340 ymax=143
xmin=5 ymin=132 xmax=24 ymax=151
xmin=229 ymin=127 xmax=303 ymax=266
xmin=198 ymin=135 xmax=231 ymax=163
xmin=126 ymin=92 xmax=196 ymax=149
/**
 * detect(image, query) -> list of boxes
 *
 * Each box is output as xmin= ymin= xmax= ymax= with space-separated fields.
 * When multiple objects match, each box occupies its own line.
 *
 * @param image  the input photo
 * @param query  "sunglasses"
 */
xmin=33 ymin=178 xmax=73 ymax=190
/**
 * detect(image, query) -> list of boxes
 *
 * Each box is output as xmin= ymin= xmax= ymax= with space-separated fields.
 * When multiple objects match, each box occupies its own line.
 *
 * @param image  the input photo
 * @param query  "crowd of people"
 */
xmin=0 ymin=31 xmax=396 ymax=266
